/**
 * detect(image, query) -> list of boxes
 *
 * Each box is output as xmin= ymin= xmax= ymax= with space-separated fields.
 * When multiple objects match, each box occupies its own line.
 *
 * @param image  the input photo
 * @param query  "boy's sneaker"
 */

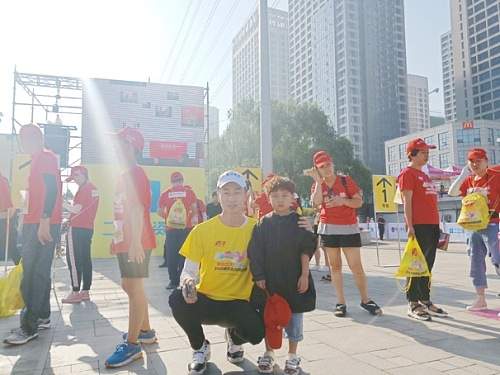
xmin=105 ymin=342 xmax=143 ymax=368
xmin=423 ymin=302 xmax=448 ymax=318
xmin=257 ymin=352 xmax=275 ymax=373
xmin=4 ymin=328 xmax=38 ymax=345
xmin=360 ymin=300 xmax=383 ymax=316
xmin=284 ymin=357 xmax=301 ymax=375
xmin=62 ymin=291 xmax=82 ymax=304
xmin=334 ymin=303 xmax=347 ymax=317
xmin=407 ymin=303 xmax=431 ymax=321
xmin=79 ymin=290 xmax=90 ymax=301
xmin=225 ymin=329 xmax=244 ymax=364
xmin=37 ymin=318 xmax=51 ymax=330
xmin=122 ymin=329 xmax=158 ymax=344
xmin=189 ymin=340 xmax=211 ymax=375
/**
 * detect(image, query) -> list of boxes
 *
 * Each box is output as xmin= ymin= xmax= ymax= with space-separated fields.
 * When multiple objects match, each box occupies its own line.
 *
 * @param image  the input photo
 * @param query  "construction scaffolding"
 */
xmin=9 ymin=69 xmax=83 ymax=179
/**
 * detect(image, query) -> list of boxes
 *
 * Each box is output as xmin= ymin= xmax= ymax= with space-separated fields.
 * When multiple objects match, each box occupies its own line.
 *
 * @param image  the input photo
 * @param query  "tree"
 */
xmin=209 ymin=100 xmax=372 ymax=202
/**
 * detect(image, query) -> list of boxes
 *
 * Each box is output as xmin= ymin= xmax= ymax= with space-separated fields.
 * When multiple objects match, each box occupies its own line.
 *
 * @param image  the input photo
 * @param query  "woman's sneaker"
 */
xmin=79 ymin=290 xmax=90 ymax=301
xmin=360 ymin=300 xmax=383 ymax=316
xmin=225 ymin=329 xmax=244 ymax=363
xmin=334 ymin=303 xmax=347 ymax=317
xmin=257 ymin=352 xmax=275 ymax=373
xmin=122 ymin=329 xmax=158 ymax=344
xmin=189 ymin=340 xmax=211 ymax=375
xmin=62 ymin=291 xmax=82 ymax=304
xmin=105 ymin=342 xmax=142 ymax=368
xmin=4 ymin=328 xmax=38 ymax=345
xmin=284 ymin=357 xmax=301 ymax=375
xmin=407 ymin=303 xmax=431 ymax=321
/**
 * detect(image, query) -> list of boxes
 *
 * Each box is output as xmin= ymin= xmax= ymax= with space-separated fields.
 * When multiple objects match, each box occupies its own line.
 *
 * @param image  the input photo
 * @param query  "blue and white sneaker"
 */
xmin=122 ymin=329 xmax=158 ymax=344
xmin=105 ymin=342 xmax=143 ymax=368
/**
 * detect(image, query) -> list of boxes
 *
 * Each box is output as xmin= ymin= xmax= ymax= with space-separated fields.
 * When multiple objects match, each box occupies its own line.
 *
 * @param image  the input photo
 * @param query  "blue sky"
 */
xmin=0 ymin=0 xmax=450 ymax=134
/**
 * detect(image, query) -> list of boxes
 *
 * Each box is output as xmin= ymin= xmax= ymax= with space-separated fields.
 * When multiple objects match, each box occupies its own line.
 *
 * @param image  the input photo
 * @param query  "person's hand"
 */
xmin=298 ymin=217 xmax=313 ymax=232
xmin=128 ymin=242 xmax=145 ymax=264
xmin=182 ymin=278 xmax=198 ymax=304
xmin=461 ymin=165 xmax=471 ymax=177
xmin=325 ymin=196 xmax=345 ymax=208
xmin=407 ymin=226 xmax=415 ymax=238
xmin=255 ymin=280 xmax=266 ymax=290
xmin=37 ymin=218 xmax=53 ymax=245
xmin=304 ymin=168 xmax=322 ymax=183
xmin=297 ymin=275 xmax=309 ymax=294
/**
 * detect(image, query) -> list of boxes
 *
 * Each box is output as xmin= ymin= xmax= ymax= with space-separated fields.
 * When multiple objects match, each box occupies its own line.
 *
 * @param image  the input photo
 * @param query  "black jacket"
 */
xmin=248 ymin=212 xmax=317 ymax=313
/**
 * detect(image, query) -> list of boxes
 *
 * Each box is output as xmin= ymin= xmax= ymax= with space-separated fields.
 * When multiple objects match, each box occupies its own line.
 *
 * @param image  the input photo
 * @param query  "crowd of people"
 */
xmin=0 ymin=124 xmax=499 ymax=375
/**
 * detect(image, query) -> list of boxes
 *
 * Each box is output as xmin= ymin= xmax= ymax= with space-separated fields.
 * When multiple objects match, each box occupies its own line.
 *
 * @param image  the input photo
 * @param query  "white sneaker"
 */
xmin=225 ymin=329 xmax=244 ymax=364
xmin=188 ymin=340 xmax=210 ymax=375
xmin=284 ymin=357 xmax=301 ymax=375
xmin=257 ymin=352 xmax=275 ymax=373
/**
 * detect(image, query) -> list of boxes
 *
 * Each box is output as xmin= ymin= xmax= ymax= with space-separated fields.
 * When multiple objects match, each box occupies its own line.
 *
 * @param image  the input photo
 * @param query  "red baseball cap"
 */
xmin=65 ymin=166 xmax=88 ymax=182
xmin=19 ymin=123 xmax=43 ymax=141
xmin=264 ymin=293 xmax=292 ymax=349
xmin=171 ymin=171 xmax=184 ymax=182
xmin=111 ymin=127 xmax=144 ymax=151
xmin=313 ymin=151 xmax=333 ymax=167
xmin=467 ymin=148 xmax=488 ymax=161
xmin=406 ymin=138 xmax=436 ymax=154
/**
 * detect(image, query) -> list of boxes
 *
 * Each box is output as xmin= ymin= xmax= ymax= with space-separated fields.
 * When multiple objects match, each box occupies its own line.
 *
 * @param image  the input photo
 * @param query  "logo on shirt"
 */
xmin=214 ymin=251 xmax=248 ymax=272
xmin=168 ymin=191 xmax=187 ymax=199
xmin=215 ymin=241 xmax=226 ymax=247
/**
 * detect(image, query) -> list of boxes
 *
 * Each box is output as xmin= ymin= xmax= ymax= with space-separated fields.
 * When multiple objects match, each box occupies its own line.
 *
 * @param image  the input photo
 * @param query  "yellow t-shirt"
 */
xmin=180 ymin=216 xmax=257 ymax=301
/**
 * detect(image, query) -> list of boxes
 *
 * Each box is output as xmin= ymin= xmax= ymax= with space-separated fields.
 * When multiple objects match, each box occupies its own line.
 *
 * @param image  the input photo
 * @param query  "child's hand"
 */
xmin=298 ymin=217 xmax=313 ymax=232
xmin=256 ymin=280 xmax=266 ymax=290
xmin=297 ymin=275 xmax=309 ymax=294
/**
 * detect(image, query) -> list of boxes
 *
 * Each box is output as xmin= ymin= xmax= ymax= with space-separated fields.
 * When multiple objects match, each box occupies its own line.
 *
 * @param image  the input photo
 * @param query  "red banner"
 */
xmin=182 ymin=106 xmax=204 ymax=127
xmin=150 ymin=141 xmax=187 ymax=160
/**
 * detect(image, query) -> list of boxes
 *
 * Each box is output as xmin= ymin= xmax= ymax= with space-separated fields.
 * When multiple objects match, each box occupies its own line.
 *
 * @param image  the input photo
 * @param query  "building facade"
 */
xmin=407 ymin=74 xmax=430 ymax=133
xmin=312 ymin=0 xmax=409 ymax=172
xmin=289 ymin=0 xmax=327 ymax=104
xmin=385 ymin=119 xmax=500 ymax=176
xmin=232 ymin=7 xmax=289 ymax=107
xmin=450 ymin=0 xmax=500 ymax=121
xmin=441 ymin=31 xmax=457 ymax=122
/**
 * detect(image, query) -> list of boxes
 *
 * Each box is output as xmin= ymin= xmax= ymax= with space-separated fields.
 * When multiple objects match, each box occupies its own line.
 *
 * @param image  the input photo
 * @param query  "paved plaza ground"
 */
xmin=1 ymin=241 xmax=500 ymax=374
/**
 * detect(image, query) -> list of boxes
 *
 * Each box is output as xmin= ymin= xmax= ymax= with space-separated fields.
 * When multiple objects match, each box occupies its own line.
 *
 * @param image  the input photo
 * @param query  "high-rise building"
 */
xmin=312 ymin=0 xmax=409 ymax=172
xmin=450 ymin=0 xmax=500 ymax=121
xmin=289 ymin=0 xmax=327 ymax=104
xmin=441 ymin=31 xmax=457 ymax=122
xmin=232 ymin=7 xmax=288 ymax=107
xmin=407 ymin=74 xmax=430 ymax=133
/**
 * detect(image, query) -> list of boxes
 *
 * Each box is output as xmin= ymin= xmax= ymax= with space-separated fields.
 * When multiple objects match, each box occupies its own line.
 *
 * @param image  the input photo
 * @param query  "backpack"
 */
xmin=457 ymin=192 xmax=490 ymax=231
xmin=166 ymin=199 xmax=188 ymax=229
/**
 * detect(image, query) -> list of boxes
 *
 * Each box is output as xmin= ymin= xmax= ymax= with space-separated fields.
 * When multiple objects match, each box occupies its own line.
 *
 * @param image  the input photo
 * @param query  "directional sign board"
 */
xmin=372 ymin=175 xmax=397 ymax=213
xmin=235 ymin=167 xmax=262 ymax=193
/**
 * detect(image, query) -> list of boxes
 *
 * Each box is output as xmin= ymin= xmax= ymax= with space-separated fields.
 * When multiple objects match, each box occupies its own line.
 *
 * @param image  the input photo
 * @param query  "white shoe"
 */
xmin=225 ymin=329 xmax=244 ymax=364
xmin=284 ymin=357 xmax=301 ymax=375
xmin=257 ymin=352 xmax=275 ymax=373
xmin=188 ymin=340 xmax=210 ymax=375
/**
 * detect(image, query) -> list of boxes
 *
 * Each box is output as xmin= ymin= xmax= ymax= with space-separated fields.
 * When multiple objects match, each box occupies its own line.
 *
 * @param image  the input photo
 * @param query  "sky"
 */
xmin=0 ymin=0 xmax=450 ymax=135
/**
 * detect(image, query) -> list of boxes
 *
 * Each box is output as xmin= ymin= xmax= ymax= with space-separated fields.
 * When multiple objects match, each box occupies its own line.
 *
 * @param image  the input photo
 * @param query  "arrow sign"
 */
xmin=376 ymin=177 xmax=392 ymax=189
xmin=242 ymin=169 xmax=258 ymax=181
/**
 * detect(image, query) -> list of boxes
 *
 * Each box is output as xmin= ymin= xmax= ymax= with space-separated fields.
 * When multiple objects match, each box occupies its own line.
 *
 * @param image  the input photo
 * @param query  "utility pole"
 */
xmin=205 ymin=82 xmax=210 ymax=197
xmin=259 ymin=0 xmax=272 ymax=175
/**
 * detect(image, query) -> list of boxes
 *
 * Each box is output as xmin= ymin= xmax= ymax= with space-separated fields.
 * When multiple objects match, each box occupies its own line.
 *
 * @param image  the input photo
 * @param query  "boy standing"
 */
xmin=105 ymin=127 xmax=157 ymax=368
xmin=248 ymin=176 xmax=317 ymax=375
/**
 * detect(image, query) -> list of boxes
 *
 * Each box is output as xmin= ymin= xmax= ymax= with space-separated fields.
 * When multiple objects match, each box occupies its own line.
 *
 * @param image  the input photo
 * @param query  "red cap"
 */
xmin=65 ymin=166 xmax=88 ymax=182
xmin=264 ymin=293 xmax=292 ymax=349
xmin=313 ymin=151 xmax=333 ymax=167
xmin=467 ymin=148 xmax=488 ymax=161
xmin=19 ymin=124 xmax=43 ymax=141
xmin=111 ymin=127 xmax=144 ymax=151
xmin=406 ymin=138 xmax=436 ymax=154
xmin=171 ymin=171 xmax=184 ymax=183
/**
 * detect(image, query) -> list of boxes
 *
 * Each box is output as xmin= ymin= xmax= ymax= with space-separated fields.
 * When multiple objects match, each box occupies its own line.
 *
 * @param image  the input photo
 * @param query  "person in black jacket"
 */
xmin=248 ymin=176 xmax=316 ymax=375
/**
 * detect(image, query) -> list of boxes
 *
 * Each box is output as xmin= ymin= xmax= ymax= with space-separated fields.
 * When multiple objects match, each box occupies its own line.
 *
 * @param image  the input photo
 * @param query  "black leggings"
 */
xmin=407 ymin=224 xmax=440 ymax=303
xmin=169 ymin=289 xmax=265 ymax=350
xmin=66 ymin=227 xmax=93 ymax=292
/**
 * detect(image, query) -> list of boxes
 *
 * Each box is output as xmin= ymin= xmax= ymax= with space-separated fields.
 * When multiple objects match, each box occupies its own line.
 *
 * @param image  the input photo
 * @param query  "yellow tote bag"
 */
xmin=395 ymin=237 xmax=430 ymax=278
xmin=0 ymin=262 xmax=24 ymax=318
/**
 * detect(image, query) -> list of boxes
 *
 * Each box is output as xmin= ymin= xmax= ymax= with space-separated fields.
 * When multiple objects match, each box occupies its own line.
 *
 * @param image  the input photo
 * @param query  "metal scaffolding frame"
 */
xmin=10 ymin=69 xmax=84 ymax=176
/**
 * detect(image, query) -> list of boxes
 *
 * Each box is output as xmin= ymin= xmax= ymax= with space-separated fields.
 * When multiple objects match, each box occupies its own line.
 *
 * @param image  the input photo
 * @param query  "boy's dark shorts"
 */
xmin=320 ymin=233 xmax=362 ymax=248
xmin=117 ymin=251 xmax=152 ymax=278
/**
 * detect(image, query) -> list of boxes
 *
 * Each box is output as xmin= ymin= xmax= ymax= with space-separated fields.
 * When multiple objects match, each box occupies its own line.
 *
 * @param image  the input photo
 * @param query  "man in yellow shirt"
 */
xmin=169 ymin=171 xmax=264 ymax=375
